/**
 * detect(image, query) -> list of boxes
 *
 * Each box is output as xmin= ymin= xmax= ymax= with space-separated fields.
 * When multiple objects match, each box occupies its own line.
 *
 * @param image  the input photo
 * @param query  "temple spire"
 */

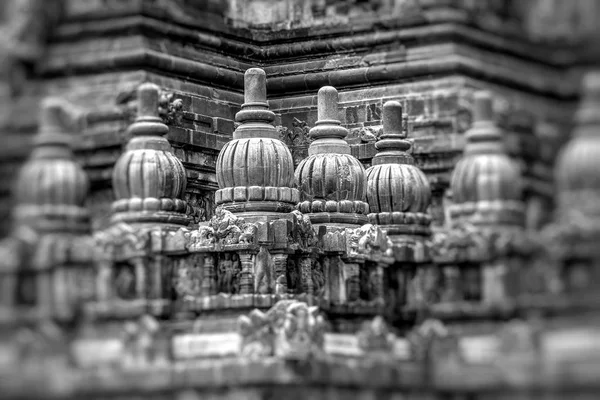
xmin=295 ymin=86 xmax=368 ymax=225
xmin=449 ymin=90 xmax=524 ymax=226
xmin=13 ymin=97 xmax=90 ymax=233
xmin=111 ymin=83 xmax=189 ymax=226
xmin=215 ymin=68 xmax=298 ymax=221
xmin=366 ymin=101 xmax=431 ymax=236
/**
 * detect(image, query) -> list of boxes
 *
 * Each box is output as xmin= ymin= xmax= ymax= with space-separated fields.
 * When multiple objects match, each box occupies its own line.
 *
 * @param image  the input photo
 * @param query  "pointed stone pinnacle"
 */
xmin=137 ymin=82 xmax=161 ymax=119
xmin=382 ymin=101 xmax=404 ymax=138
xmin=317 ymin=86 xmax=340 ymax=122
xmin=473 ymin=91 xmax=494 ymax=123
xmin=244 ymin=68 xmax=267 ymax=105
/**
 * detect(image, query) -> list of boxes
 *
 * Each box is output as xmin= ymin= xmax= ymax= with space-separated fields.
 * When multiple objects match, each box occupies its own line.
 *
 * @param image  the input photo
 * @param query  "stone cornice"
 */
xmin=41 ymin=40 xmax=579 ymax=101
xmin=54 ymin=14 xmax=576 ymax=68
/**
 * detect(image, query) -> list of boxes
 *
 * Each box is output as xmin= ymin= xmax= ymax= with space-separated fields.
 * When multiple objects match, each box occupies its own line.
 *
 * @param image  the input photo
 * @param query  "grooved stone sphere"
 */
xmin=366 ymin=163 xmax=431 ymax=213
xmin=112 ymin=149 xmax=187 ymax=199
xmin=556 ymin=134 xmax=600 ymax=202
xmin=450 ymin=153 xmax=521 ymax=204
xmin=16 ymin=158 xmax=89 ymax=207
xmin=295 ymin=154 xmax=366 ymax=201
xmin=217 ymin=138 xmax=295 ymax=189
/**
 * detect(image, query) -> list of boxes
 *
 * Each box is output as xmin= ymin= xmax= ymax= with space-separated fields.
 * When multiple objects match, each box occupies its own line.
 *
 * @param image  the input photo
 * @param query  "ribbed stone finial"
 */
xmin=317 ymin=86 xmax=340 ymax=123
xmin=244 ymin=68 xmax=267 ymax=105
xmin=111 ymin=82 xmax=188 ymax=225
xmin=366 ymin=100 xmax=432 ymax=229
xmin=555 ymin=70 xmax=600 ymax=219
xmin=215 ymin=67 xmax=297 ymax=216
xmin=449 ymin=89 xmax=523 ymax=226
xmin=295 ymin=85 xmax=368 ymax=224
xmin=14 ymin=97 xmax=90 ymax=233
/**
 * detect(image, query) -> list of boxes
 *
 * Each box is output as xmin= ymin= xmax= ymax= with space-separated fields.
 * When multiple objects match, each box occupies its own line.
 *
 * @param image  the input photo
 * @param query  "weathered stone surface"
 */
xmin=0 ymin=1 xmax=599 ymax=399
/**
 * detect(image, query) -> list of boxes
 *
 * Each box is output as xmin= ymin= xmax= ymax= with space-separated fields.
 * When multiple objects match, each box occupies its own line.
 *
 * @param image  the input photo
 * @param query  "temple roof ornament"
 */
xmin=542 ymin=70 xmax=600 ymax=263
xmin=111 ymin=83 xmax=189 ymax=226
xmin=13 ymin=97 xmax=90 ymax=234
xmin=295 ymin=86 xmax=369 ymax=225
xmin=555 ymin=70 xmax=600 ymax=220
xmin=366 ymin=101 xmax=432 ymax=236
xmin=215 ymin=68 xmax=299 ymax=220
xmin=449 ymin=91 xmax=524 ymax=227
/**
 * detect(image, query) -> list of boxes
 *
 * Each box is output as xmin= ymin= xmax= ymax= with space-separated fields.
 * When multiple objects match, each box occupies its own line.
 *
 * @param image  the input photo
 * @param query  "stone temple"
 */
xmin=0 ymin=1 xmax=599 ymax=399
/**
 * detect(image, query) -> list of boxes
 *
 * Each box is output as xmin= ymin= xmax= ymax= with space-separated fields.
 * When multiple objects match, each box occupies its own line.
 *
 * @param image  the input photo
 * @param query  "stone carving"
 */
xmin=291 ymin=210 xmax=317 ymax=250
xmin=116 ymin=86 xmax=184 ymax=126
xmin=407 ymin=319 xmax=454 ymax=361
xmin=350 ymin=125 xmax=381 ymax=143
xmin=122 ymin=315 xmax=161 ymax=367
xmin=407 ymin=265 xmax=441 ymax=307
xmin=94 ymin=223 xmax=150 ymax=259
xmin=238 ymin=300 xmax=327 ymax=360
xmin=191 ymin=207 xmax=258 ymax=247
xmin=185 ymin=191 xmax=215 ymax=225
xmin=274 ymin=301 xmax=327 ymax=359
xmin=173 ymin=259 xmax=201 ymax=300
xmin=254 ymin=246 xmax=274 ymax=294
xmin=238 ymin=307 xmax=273 ymax=358
xmin=357 ymin=316 xmax=395 ymax=353
xmin=311 ymin=259 xmax=326 ymax=298
xmin=278 ymin=117 xmax=312 ymax=147
xmin=277 ymin=118 xmax=313 ymax=166
xmin=158 ymin=91 xmax=184 ymax=125
xmin=348 ymin=224 xmax=393 ymax=259
xmin=114 ymin=264 xmax=137 ymax=300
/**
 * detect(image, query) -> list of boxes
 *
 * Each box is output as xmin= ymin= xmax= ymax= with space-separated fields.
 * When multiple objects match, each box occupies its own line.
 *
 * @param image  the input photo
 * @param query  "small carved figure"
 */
xmin=276 ymin=302 xmax=327 ymax=359
xmin=231 ymin=254 xmax=242 ymax=294
xmin=311 ymin=259 xmax=326 ymax=298
xmin=115 ymin=264 xmax=136 ymax=300
xmin=357 ymin=316 xmax=395 ymax=353
xmin=217 ymin=253 xmax=235 ymax=294
xmin=254 ymin=246 xmax=274 ymax=294
xmin=291 ymin=210 xmax=316 ymax=249
xmin=238 ymin=309 xmax=272 ymax=357
xmin=239 ymin=224 xmax=258 ymax=244
xmin=173 ymin=263 xmax=198 ymax=300
xmin=122 ymin=315 xmax=160 ymax=367
xmin=275 ymin=274 xmax=288 ymax=295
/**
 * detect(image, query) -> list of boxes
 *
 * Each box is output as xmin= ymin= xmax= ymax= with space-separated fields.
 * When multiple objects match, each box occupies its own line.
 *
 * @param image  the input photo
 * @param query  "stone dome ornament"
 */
xmin=111 ymin=83 xmax=189 ymax=225
xmin=215 ymin=68 xmax=299 ymax=220
xmin=295 ymin=86 xmax=368 ymax=225
xmin=555 ymin=70 xmax=600 ymax=219
xmin=366 ymin=101 xmax=432 ymax=235
xmin=449 ymin=91 xmax=524 ymax=226
xmin=13 ymin=97 xmax=90 ymax=233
